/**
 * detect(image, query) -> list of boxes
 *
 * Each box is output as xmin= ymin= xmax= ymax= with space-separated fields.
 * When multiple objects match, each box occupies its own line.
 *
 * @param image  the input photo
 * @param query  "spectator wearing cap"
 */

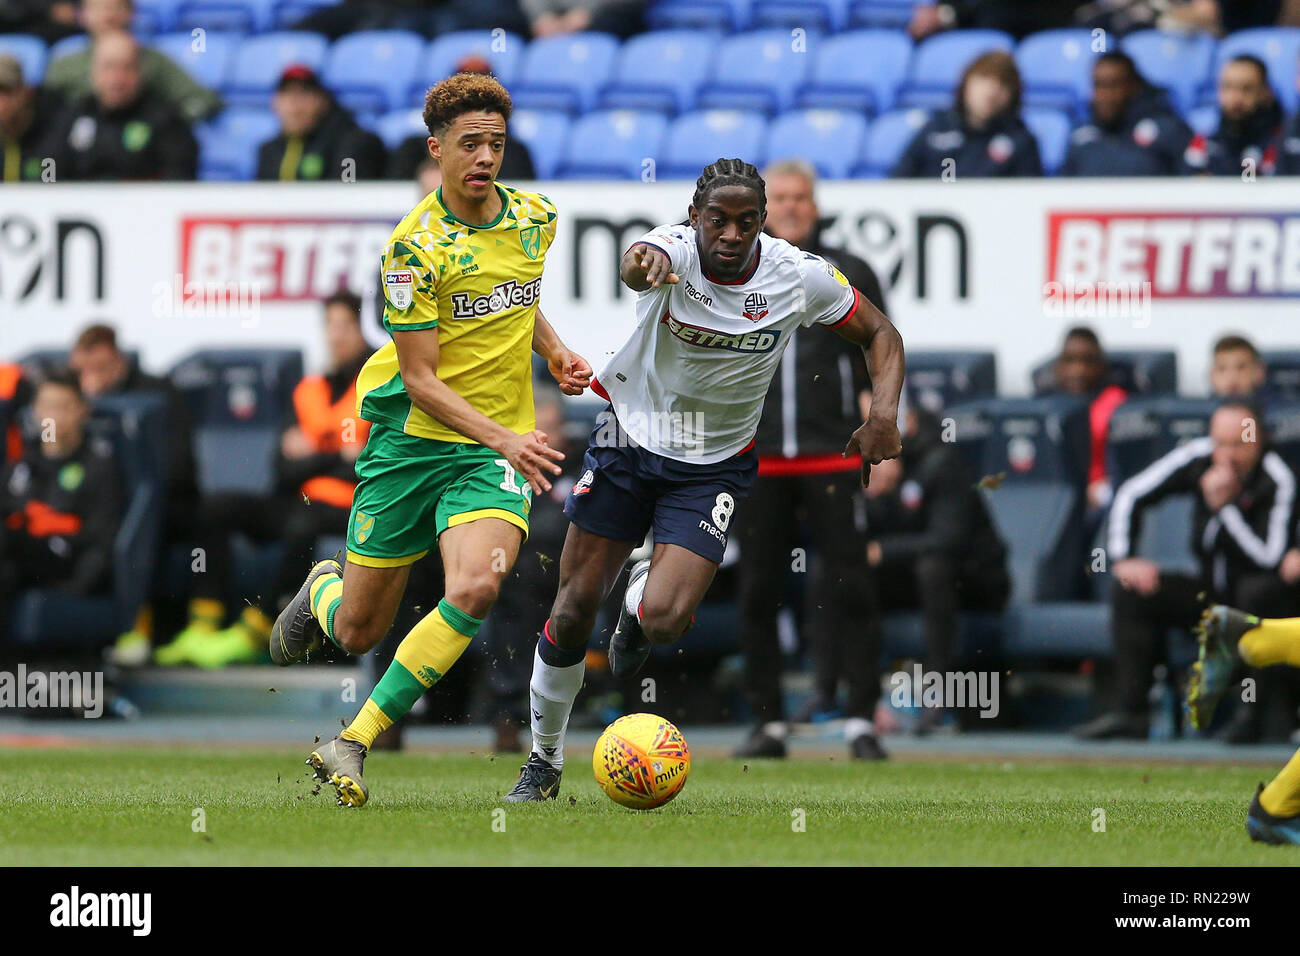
xmin=387 ymin=59 xmax=536 ymax=180
xmin=1185 ymin=55 xmax=1282 ymax=176
xmin=892 ymin=50 xmax=1042 ymax=178
xmin=44 ymin=30 xmax=198 ymax=180
xmin=1061 ymin=52 xmax=1192 ymax=177
xmin=0 ymin=54 xmax=59 ymax=182
xmin=256 ymin=65 xmax=386 ymax=182
xmin=43 ymin=0 xmax=222 ymax=122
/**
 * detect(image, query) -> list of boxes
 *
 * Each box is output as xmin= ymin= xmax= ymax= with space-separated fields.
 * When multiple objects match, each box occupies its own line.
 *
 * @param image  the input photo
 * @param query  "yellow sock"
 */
xmin=339 ymin=599 xmax=482 ymax=749
xmin=309 ymin=572 xmax=345 ymax=648
xmin=1238 ymin=616 xmax=1300 ymax=669
xmin=1260 ymin=747 xmax=1300 ymax=817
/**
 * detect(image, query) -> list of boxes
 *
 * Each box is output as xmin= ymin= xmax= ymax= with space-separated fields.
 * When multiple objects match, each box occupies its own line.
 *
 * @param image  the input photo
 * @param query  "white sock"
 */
xmin=529 ymin=645 xmax=586 ymax=769
xmin=625 ymin=566 xmax=649 ymax=616
xmin=845 ymin=717 xmax=874 ymax=740
xmin=762 ymin=720 xmax=789 ymax=740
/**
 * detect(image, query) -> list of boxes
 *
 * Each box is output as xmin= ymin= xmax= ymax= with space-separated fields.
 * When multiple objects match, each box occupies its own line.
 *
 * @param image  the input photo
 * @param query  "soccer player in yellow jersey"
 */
xmin=1188 ymin=604 xmax=1300 ymax=844
xmin=270 ymin=73 xmax=592 ymax=807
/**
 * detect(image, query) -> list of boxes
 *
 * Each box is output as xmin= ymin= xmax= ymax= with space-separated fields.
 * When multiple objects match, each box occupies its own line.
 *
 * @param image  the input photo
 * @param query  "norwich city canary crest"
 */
xmin=520 ymin=225 xmax=541 ymax=260
xmin=354 ymin=511 xmax=375 ymax=544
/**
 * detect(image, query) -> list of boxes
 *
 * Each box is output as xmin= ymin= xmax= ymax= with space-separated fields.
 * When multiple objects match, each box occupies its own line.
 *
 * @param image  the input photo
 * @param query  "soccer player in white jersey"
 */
xmin=503 ymin=158 xmax=905 ymax=801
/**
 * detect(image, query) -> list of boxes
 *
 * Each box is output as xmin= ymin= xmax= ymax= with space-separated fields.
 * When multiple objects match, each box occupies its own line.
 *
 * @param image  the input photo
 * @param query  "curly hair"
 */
xmin=422 ymin=72 xmax=512 ymax=137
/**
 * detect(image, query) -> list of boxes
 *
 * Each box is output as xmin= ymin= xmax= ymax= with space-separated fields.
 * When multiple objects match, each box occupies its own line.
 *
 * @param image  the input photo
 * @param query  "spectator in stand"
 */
xmin=892 ymin=51 xmax=1042 ymax=179
xmin=865 ymin=395 xmax=1011 ymax=733
xmin=1210 ymin=335 xmax=1272 ymax=401
xmin=733 ymin=159 xmax=889 ymax=762
xmin=0 ymin=0 xmax=80 ymax=43
xmin=1078 ymin=401 xmax=1300 ymax=742
xmin=908 ymin=0 xmax=1087 ymax=40
xmin=1158 ymin=0 xmax=1282 ymax=34
xmin=68 ymin=323 xmax=200 ymax=664
xmin=0 ymin=361 xmax=32 ymax=465
xmin=0 ymin=371 xmax=122 ymax=609
xmin=1061 ymin=52 xmax=1192 ymax=176
xmin=43 ymin=0 xmax=222 ymax=122
xmin=1043 ymin=327 xmax=1128 ymax=512
xmin=388 ymin=60 xmax=536 ymax=181
xmin=257 ymin=65 xmax=386 ymax=182
xmin=154 ymin=292 xmax=373 ymax=667
xmin=0 ymin=55 xmax=57 ymax=182
xmin=524 ymin=0 xmax=644 ymax=38
xmin=1185 ymin=56 xmax=1283 ymax=176
xmin=45 ymin=31 xmax=198 ymax=180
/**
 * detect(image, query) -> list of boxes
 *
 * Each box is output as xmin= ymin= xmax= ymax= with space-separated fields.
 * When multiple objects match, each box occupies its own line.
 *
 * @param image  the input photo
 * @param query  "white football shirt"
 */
xmin=594 ymin=223 xmax=860 ymax=464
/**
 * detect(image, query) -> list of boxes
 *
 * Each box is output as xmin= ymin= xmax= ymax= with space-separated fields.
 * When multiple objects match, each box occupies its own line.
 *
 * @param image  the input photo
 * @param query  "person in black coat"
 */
xmin=1061 ymin=51 xmax=1191 ymax=177
xmin=1185 ymin=55 xmax=1283 ymax=176
xmin=256 ymin=65 xmax=387 ymax=181
xmin=893 ymin=50 xmax=1042 ymax=179
xmin=734 ymin=159 xmax=892 ymax=762
xmin=43 ymin=31 xmax=197 ymax=181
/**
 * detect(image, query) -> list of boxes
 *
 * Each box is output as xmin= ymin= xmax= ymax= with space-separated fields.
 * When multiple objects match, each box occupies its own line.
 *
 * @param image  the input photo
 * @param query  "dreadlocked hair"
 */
xmin=692 ymin=158 xmax=766 ymax=213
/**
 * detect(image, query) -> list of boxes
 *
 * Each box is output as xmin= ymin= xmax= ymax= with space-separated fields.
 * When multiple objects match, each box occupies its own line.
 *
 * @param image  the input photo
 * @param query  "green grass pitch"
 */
xmin=0 ymin=747 xmax=1293 ymax=866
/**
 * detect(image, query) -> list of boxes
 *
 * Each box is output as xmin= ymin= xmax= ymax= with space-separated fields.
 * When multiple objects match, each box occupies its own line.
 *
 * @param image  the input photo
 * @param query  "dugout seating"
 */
xmin=1263 ymin=350 xmax=1300 ymax=402
xmin=1030 ymin=349 xmax=1179 ymax=398
xmin=904 ymin=349 xmax=997 ymax=415
xmin=1201 ymin=27 xmax=1300 ymax=113
xmin=8 ymin=395 xmax=166 ymax=647
xmin=169 ymin=348 xmax=303 ymax=496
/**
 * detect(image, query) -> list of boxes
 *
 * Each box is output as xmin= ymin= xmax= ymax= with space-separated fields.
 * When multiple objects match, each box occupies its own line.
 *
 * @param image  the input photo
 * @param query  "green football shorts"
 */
xmin=345 ymin=424 xmax=532 ymax=568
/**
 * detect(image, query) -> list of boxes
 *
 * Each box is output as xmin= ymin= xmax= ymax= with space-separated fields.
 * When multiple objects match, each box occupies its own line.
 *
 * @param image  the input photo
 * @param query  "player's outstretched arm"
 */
xmin=620 ymin=243 xmax=679 ymax=292
xmin=393 ymin=327 xmax=564 ymax=494
xmin=832 ymin=294 xmax=905 ymax=488
xmin=533 ymin=307 xmax=593 ymax=396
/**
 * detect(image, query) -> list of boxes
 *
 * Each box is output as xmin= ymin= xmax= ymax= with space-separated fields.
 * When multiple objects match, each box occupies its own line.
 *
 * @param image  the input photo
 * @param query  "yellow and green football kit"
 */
xmin=345 ymin=181 xmax=558 ymax=569
xmin=309 ymin=182 xmax=560 ymax=758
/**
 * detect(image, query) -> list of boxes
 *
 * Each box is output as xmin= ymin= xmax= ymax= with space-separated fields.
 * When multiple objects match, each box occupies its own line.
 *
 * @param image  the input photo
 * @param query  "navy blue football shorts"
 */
xmin=563 ymin=406 xmax=758 ymax=564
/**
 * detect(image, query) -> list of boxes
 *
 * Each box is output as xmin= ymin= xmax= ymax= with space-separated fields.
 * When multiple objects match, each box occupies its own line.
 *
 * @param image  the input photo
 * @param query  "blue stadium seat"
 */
xmin=696 ymin=29 xmax=814 ymax=114
xmin=852 ymin=107 xmax=928 ymax=177
xmin=1031 ymin=349 xmax=1178 ymax=397
xmin=1022 ymin=106 xmax=1071 ymax=174
xmin=984 ymin=483 xmax=1085 ymax=604
xmin=798 ymin=29 xmax=911 ymax=115
xmin=1016 ymin=28 xmax=1103 ymax=116
xmin=170 ymin=349 xmax=304 ymax=496
xmin=647 ymin=0 xmax=752 ymax=33
xmin=558 ymin=109 xmax=669 ymax=179
xmin=1004 ymin=603 xmax=1110 ymax=659
xmin=661 ymin=109 xmax=768 ymax=178
xmin=898 ymin=29 xmax=1014 ymax=108
xmin=175 ymin=0 xmax=278 ymax=33
xmin=1263 ymin=350 xmax=1300 ymax=401
xmin=47 ymin=34 xmax=91 ymax=65
xmin=847 ymin=0 xmax=917 ymax=29
xmin=273 ymin=0 xmax=341 ymax=28
xmin=1205 ymin=26 xmax=1300 ymax=113
xmin=905 ymin=350 xmax=997 ymax=414
xmin=751 ymin=0 xmax=851 ymax=33
xmin=764 ymin=108 xmax=867 ymax=178
xmin=601 ymin=30 xmax=718 ymax=114
xmin=948 ymin=396 xmax=1091 ymax=487
xmin=1186 ymin=103 xmax=1218 ymax=136
xmin=512 ymin=32 xmax=620 ymax=114
xmin=152 ymin=31 xmax=239 ymax=90
xmin=134 ymin=0 xmax=182 ymax=32
xmin=9 ymin=395 xmax=166 ymax=646
xmin=323 ymin=30 xmax=423 ymax=114
xmin=410 ymin=30 xmax=525 ymax=103
xmin=374 ymin=107 xmax=425 ymax=149
xmin=1266 ymin=402 xmax=1300 ymax=477
xmin=1105 ymin=396 xmax=1220 ymax=489
xmin=224 ymin=31 xmax=329 ymax=106
xmin=509 ymin=109 xmax=571 ymax=179
xmin=197 ymin=107 xmax=278 ymax=180
xmin=1121 ymin=29 xmax=1216 ymax=115
xmin=0 ymin=35 xmax=46 ymax=85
